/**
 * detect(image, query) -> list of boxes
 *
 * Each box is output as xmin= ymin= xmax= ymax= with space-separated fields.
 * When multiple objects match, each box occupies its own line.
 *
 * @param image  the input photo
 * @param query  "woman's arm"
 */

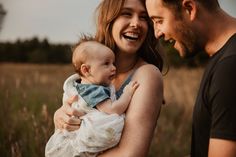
xmin=54 ymin=96 xmax=84 ymax=131
xmin=99 ymin=64 xmax=163 ymax=157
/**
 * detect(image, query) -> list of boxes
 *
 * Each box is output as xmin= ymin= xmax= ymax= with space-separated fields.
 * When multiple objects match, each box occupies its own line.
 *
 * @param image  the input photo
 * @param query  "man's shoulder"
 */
xmin=221 ymin=33 xmax=236 ymax=60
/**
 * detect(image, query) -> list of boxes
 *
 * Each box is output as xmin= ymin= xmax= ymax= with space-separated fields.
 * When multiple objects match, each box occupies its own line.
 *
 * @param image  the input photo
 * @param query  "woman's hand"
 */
xmin=54 ymin=96 xmax=85 ymax=131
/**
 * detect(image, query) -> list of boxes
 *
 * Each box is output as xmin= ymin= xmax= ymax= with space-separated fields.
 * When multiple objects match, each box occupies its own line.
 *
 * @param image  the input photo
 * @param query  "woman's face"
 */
xmin=112 ymin=0 xmax=148 ymax=54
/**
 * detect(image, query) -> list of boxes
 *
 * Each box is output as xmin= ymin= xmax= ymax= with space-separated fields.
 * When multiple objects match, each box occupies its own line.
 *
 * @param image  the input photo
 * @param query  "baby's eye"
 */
xmin=104 ymin=62 xmax=110 ymax=66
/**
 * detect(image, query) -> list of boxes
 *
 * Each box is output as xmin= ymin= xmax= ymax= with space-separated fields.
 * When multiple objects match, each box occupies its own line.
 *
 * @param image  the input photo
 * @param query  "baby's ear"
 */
xmin=80 ymin=64 xmax=90 ymax=76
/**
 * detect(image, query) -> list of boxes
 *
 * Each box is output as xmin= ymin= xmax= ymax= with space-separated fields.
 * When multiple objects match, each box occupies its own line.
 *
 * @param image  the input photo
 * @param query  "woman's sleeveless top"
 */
xmin=115 ymin=72 xmax=135 ymax=99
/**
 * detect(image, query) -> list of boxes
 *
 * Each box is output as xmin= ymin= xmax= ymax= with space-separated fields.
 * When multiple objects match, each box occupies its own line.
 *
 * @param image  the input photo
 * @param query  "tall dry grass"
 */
xmin=0 ymin=63 xmax=203 ymax=157
xmin=149 ymin=67 xmax=203 ymax=157
xmin=0 ymin=63 xmax=74 ymax=157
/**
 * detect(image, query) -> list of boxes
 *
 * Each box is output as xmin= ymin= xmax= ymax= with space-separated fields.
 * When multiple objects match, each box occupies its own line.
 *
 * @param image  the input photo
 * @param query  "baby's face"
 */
xmin=88 ymin=44 xmax=116 ymax=86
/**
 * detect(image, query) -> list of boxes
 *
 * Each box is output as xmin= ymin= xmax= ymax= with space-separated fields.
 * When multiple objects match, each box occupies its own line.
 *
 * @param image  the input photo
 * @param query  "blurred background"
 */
xmin=0 ymin=0 xmax=236 ymax=157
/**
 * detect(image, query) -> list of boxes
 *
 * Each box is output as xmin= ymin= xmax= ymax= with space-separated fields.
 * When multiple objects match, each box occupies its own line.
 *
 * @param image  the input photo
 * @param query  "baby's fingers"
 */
xmin=125 ymin=81 xmax=139 ymax=94
xmin=131 ymin=81 xmax=139 ymax=90
xmin=128 ymin=81 xmax=139 ymax=90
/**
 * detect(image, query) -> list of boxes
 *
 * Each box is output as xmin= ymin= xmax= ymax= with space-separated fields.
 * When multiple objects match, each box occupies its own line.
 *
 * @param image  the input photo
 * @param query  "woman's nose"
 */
xmin=130 ymin=16 xmax=140 ymax=28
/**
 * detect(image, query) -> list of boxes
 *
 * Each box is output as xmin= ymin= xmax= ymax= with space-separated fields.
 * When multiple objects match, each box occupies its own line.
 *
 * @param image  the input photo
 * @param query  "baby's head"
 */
xmin=72 ymin=39 xmax=116 ymax=86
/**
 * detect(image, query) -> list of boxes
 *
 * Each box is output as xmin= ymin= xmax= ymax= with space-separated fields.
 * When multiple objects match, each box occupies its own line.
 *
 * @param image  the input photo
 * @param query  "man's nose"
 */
xmin=153 ymin=24 xmax=163 ymax=39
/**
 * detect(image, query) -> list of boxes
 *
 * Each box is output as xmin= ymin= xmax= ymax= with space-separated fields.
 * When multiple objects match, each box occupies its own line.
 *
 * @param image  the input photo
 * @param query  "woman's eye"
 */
xmin=121 ymin=11 xmax=131 ymax=17
xmin=140 ymin=15 xmax=148 ymax=21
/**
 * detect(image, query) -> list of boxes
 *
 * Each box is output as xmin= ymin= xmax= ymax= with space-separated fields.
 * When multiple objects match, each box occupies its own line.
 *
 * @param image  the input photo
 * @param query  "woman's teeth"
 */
xmin=123 ymin=32 xmax=139 ymax=40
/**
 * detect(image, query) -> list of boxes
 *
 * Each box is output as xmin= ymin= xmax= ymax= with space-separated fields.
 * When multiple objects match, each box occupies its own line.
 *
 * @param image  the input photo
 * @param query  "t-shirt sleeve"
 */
xmin=210 ymin=56 xmax=236 ymax=140
xmin=78 ymin=85 xmax=111 ymax=108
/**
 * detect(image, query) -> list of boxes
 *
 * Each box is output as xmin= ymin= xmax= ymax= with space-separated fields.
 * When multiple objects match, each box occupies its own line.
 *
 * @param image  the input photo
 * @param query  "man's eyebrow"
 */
xmin=149 ymin=16 xmax=163 ymax=20
xmin=150 ymin=15 xmax=162 ymax=20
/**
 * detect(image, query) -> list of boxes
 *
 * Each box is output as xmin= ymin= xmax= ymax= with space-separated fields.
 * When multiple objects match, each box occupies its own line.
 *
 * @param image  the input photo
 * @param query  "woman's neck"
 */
xmin=115 ymin=53 xmax=139 ymax=74
xmin=113 ymin=54 xmax=146 ymax=90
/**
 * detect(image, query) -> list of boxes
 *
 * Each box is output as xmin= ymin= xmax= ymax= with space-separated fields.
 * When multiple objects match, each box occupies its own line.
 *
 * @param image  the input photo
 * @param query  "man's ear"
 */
xmin=182 ymin=0 xmax=197 ymax=21
xmin=80 ymin=64 xmax=90 ymax=76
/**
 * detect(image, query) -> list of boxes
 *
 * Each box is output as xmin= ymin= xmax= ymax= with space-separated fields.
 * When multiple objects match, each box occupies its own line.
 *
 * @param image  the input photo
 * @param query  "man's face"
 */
xmin=145 ymin=0 xmax=202 ymax=58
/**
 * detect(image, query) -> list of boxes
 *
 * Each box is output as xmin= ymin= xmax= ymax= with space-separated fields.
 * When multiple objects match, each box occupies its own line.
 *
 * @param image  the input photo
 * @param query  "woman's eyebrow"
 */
xmin=121 ymin=7 xmax=147 ymax=14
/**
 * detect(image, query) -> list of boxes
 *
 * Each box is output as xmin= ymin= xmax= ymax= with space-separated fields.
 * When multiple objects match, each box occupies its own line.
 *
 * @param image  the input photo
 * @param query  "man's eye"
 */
xmin=155 ymin=19 xmax=163 ymax=24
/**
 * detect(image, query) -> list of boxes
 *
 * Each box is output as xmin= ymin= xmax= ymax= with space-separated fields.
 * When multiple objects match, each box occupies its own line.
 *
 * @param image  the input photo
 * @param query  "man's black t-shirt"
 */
xmin=191 ymin=34 xmax=236 ymax=157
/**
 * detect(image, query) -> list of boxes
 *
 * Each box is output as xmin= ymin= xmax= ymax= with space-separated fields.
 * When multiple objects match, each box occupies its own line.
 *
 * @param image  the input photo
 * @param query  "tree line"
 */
xmin=0 ymin=37 xmax=72 ymax=64
xmin=0 ymin=37 xmax=209 ymax=67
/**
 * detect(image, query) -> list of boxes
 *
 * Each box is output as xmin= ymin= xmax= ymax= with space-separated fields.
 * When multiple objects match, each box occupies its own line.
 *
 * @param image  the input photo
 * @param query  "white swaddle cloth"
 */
xmin=45 ymin=74 xmax=125 ymax=157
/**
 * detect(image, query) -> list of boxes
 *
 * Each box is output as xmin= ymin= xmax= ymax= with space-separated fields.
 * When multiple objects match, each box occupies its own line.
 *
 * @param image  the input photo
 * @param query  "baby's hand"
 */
xmin=123 ymin=81 xmax=139 ymax=96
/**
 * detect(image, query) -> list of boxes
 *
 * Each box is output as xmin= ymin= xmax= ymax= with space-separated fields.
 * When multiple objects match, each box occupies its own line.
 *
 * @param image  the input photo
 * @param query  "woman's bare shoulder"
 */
xmin=133 ymin=63 xmax=162 ymax=82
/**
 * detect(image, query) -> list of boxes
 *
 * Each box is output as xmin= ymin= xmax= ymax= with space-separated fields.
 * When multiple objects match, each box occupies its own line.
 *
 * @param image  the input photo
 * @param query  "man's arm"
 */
xmin=208 ymin=138 xmax=236 ymax=157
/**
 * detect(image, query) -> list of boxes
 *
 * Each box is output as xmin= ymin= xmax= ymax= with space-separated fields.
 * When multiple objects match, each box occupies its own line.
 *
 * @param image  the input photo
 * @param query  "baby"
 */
xmin=45 ymin=39 xmax=138 ymax=157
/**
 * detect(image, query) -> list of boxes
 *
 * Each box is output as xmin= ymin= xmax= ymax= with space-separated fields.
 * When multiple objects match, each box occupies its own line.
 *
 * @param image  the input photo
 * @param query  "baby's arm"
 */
xmin=96 ymin=81 xmax=139 ymax=115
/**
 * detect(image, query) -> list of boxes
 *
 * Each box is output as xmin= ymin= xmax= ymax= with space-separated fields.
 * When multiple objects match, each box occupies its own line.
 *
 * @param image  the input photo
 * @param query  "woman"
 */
xmin=54 ymin=0 xmax=164 ymax=156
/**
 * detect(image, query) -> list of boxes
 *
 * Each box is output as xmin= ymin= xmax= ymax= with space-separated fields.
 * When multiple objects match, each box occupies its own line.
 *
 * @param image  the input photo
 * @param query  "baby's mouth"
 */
xmin=109 ymin=74 xmax=115 ymax=80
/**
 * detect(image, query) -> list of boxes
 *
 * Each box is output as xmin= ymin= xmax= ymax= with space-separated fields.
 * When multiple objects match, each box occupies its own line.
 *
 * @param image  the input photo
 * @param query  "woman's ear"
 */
xmin=80 ymin=64 xmax=90 ymax=77
xmin=182 ymin=0 xmax=197 ymax=21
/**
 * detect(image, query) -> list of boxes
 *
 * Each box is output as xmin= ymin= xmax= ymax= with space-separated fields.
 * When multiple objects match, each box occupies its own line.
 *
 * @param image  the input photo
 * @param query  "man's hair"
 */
xmin=162 ymin=0 xmax=220 ymax=12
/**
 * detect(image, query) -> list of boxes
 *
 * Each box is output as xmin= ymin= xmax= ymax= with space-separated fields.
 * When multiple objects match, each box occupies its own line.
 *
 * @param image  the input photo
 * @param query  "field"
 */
xmin=0 ymin=63 xmax=203 ymax=157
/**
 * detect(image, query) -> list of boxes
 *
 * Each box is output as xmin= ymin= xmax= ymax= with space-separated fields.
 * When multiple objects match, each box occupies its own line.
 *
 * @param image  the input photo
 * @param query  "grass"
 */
xmin=149 ymin=67 xmax=203 ymax=157
xmin=0 ymin=63 xmax=203 ymax=157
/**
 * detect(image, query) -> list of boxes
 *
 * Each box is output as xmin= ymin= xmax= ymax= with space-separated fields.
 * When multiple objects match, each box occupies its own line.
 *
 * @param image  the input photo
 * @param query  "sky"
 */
xmin=0 ymin=0 xmax=235 ymax=44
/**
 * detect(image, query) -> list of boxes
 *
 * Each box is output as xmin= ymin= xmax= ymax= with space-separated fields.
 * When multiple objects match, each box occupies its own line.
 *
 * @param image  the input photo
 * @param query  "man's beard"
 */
xmin=176 ymin=24 xmax=203 ymax=58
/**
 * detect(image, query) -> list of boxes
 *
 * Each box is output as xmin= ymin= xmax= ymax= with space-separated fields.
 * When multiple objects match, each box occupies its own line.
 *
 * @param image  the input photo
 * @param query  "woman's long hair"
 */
xmin=94 ymin=0 xmax=164 ymax=71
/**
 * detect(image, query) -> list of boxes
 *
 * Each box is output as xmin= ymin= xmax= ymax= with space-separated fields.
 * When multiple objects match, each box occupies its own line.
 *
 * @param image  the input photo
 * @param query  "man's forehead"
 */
xmin=146 ymin=0 xmax=168 ymax=16
xmin=146 ymin=0 xmax=162 ymax=5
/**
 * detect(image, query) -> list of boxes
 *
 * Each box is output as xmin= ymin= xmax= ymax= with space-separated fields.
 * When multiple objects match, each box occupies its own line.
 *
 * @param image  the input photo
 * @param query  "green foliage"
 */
xmin=0 ymin=37 xmax=72 ymax=64
xmin=0 ymin=37 xmax=210 ymax=67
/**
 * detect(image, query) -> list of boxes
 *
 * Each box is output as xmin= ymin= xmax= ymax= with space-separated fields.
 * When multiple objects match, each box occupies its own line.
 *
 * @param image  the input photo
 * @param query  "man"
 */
xmin=145 ymin=0 xmax=236 ymax=157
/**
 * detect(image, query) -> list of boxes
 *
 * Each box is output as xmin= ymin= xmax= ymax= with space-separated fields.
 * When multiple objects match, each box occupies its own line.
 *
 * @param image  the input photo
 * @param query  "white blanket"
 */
xmin=45 ymin=74 xmax=124 ymax=157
